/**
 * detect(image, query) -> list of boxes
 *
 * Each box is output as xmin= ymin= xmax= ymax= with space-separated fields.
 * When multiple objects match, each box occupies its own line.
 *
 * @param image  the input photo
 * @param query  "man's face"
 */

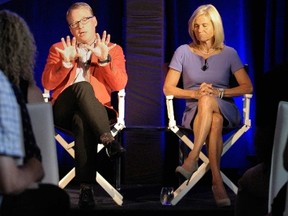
xmin=67 ymin=8 xmax=97 ymax=44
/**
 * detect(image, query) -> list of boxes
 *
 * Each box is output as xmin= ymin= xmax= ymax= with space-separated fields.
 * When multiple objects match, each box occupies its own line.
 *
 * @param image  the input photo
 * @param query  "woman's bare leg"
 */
xmin=182 ymin=96 xmax=220 ymax=171
xmin=206 ymin=112 xmax=230 ymax=205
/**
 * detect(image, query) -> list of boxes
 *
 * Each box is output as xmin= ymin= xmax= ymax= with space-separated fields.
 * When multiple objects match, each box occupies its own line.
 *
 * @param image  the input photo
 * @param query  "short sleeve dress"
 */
xmin=169 ymin=44 xmax=243 ymax=129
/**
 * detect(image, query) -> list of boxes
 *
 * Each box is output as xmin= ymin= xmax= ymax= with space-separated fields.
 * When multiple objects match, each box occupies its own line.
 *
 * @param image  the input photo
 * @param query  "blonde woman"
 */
xmin=163 ymin=4 xmax=253 ymax=207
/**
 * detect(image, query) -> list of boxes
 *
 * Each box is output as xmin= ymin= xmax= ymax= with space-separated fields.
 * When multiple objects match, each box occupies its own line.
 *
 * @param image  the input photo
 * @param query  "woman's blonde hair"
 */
xmin=188 ymin=4 xmax=225 ymax=50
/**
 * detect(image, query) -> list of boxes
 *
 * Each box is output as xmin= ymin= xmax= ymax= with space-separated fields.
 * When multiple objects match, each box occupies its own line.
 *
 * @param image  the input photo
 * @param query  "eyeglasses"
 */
xmin=69 ymin=16 xmax=94 ymax=29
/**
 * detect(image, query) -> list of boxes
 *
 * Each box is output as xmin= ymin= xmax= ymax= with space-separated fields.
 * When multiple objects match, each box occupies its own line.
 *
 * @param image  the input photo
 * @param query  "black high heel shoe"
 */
xmin=105 ymin=140 xmax=126 ymax=158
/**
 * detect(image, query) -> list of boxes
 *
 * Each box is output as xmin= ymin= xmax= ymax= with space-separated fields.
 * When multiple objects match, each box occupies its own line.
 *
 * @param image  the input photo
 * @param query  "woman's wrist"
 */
xmin=217 ymin=88 xmax=224 ymax=98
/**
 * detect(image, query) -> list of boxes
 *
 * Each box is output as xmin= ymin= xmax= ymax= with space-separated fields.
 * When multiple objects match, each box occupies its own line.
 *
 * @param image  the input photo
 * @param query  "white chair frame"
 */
xmin=268 ymin=101 xmax=288 ymax=213
xmin=165 ymin=93 xmax=252 ymax=205
xmin=43 ymin=89 xmax=126 ymax=206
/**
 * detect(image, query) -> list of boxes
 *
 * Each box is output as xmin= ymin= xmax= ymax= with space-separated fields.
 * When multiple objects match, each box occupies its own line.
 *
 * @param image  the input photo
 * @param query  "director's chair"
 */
xmin=165 ymin=71 xmax=253 ymax=206
xmin=43 ymin=89 xmax=126 ymax=206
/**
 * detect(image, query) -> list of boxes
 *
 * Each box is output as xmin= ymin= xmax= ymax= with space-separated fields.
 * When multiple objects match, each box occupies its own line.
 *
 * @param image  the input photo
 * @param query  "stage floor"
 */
xmin=66 ymin=180 xmax=236 ymax=216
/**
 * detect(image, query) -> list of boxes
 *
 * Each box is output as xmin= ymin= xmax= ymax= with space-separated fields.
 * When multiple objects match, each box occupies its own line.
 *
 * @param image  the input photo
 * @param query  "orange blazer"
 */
xmin=42 ymin=41 xmax=128 ymax=108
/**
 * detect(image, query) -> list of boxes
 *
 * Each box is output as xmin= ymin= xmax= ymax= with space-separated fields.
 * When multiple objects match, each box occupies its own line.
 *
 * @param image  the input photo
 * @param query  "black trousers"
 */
xmin=53 ymin=82 xmax=111 ymax=183
xmin=1 ymin=183 xmax=70 ymax=216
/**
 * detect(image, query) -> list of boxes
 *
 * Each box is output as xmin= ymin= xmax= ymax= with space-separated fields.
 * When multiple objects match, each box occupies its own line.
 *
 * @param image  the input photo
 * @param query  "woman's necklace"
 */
xmin=199 ymin=48 xmax=215 ymax=55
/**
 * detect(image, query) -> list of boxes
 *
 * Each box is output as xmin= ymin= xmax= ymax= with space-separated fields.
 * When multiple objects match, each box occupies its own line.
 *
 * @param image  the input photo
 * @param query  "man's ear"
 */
xmin=93 ymin=16 xmax=97 ymax=28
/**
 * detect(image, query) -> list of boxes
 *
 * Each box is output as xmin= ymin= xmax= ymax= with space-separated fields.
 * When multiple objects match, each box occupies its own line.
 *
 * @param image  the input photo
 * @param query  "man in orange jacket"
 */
xmin=42 ymin=2 xmax=128 ymax=209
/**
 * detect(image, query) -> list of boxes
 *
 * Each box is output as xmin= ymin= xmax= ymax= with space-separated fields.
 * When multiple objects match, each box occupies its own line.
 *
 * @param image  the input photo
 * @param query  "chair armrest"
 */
xmin=242 ymin=93 xmax=253 ymax=127
xmin=166 ymin=95 xmax=177 ymax=128
xmin=114 ymin=89 xmax=126 ymax=131
xmin=43 ymin=89 xmax=50 ymax=103
xmin=166 ymin=93 xmax=253 ymax=129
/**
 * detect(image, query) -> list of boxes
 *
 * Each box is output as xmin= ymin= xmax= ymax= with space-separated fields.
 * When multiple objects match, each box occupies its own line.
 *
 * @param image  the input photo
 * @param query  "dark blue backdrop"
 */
xmin=1 ymin=0 xmax=287 ymax=176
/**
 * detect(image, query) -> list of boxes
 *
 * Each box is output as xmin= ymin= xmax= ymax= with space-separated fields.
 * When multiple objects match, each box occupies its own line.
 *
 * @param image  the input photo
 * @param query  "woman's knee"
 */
xmin=198 ymin=96 xmax=217 ymax=112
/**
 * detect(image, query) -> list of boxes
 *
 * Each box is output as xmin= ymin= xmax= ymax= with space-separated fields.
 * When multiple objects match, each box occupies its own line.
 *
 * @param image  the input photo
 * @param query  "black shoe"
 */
xmin=78 ymin=186 xmax=95 ymax=209
xmin=105 ymin=140 xmax=126 ymax=158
